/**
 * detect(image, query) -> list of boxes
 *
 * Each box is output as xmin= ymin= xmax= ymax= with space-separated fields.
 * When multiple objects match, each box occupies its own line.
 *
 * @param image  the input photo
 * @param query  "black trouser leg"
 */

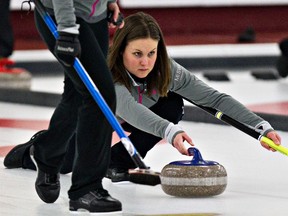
xmin=33 ymin=74 xmax=81 ymax=173
xmin=60 ymin=134 xmax=76 ymax=174
xmin=110 ymin=92 xmax=184 ymax=170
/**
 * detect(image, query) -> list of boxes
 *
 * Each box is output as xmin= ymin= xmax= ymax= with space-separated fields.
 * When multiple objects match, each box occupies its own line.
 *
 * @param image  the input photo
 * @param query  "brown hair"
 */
xmin=108 ymin=12 xmax=171 ymax=96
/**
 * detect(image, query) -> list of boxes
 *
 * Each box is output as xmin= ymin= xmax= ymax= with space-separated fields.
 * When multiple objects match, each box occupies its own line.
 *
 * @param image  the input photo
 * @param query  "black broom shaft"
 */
xmin=186 ymin=99 xmax=260 ymax=140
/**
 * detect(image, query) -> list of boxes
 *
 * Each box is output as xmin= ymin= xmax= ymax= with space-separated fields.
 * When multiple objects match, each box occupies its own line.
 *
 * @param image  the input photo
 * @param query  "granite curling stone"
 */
xmin=0 ymin=58 xmax=32 ymax=90
xmin=160 ymin=147 xmax=227 ymax=197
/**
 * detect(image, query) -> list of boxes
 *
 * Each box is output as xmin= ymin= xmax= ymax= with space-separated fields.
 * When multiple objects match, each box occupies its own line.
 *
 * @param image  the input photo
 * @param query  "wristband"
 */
xmin=255 ymin=121 xmax=274 ymax=136
xmin=164 ymin=123 xmax=184 ymax=145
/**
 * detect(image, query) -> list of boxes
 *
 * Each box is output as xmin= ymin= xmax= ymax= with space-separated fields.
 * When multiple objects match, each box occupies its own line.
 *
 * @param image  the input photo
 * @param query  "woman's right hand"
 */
xmin=172 ymin=132 xmax=194 ymax=156
xmin=260 ymin=130 xmax=281 ymax=151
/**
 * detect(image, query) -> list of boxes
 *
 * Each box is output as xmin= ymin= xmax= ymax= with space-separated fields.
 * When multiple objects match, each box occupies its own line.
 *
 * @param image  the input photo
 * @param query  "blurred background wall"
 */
xmin=9 ymin=0 xmax=288 ymax=49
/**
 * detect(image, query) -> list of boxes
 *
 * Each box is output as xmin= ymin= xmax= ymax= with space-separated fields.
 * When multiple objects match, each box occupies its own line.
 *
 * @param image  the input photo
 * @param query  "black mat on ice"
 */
xmin=0 ymin=88 xmax=287 ymax=132
xmin=0 ymin=88 xmax=60 ymax=107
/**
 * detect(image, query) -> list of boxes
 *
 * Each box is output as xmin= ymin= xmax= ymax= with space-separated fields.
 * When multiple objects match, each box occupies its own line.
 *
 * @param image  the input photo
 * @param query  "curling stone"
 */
xmin=0 ymin=58 xmax=31 ymax=90
xmin=160 ymin=147 xmax=227 ymax=197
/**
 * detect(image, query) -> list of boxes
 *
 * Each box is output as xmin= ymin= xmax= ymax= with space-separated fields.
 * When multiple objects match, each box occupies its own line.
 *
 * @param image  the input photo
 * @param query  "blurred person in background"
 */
xmin=276 ymin=38 xmax=288 ymax=78
xmin=0 ymin=0 xmax=25 ymax=73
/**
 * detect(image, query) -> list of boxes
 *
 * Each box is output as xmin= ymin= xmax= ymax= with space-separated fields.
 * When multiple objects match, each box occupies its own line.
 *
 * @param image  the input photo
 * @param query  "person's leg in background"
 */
xmin=0 ymin=0 xmax=15 ymax=73
xmin=0 ymin=0 xmax=28 ymax=75
xmin=107 ymin=92 xmax=184 ymax=182
xmin=0 ymin=0 xmax=13 ymax=59
xmin=276 ymin=38 xmax=288 ymax=78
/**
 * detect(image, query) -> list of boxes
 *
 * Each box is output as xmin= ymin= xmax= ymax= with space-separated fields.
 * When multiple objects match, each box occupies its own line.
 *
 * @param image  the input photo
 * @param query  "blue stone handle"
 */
xmin=188 ymin=147 xmax=218 ymax=166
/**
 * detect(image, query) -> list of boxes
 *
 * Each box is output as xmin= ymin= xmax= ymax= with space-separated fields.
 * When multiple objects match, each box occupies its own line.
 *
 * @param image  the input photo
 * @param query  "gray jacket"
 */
xmin=40 ymin=0 xmax=116 ymax=33
xmin=115 ymin=58 xmax=269 ymax=143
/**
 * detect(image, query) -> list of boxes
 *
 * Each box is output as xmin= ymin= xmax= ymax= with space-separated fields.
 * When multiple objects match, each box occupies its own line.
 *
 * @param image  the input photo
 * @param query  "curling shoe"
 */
xmin=106 ymin=167 xmax=130 ymax=182
xmin=69 ymin=189 xmax=122 ymax=213
xmin=35 ymin=169 xmax=60 ymax=203
xmin=3 ymin=130 xmax=46 ymax=170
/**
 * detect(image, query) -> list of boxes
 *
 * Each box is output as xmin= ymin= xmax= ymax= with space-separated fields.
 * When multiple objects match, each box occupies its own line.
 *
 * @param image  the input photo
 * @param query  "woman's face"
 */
xmin=123 ymin=38 xmax=158 ymax=78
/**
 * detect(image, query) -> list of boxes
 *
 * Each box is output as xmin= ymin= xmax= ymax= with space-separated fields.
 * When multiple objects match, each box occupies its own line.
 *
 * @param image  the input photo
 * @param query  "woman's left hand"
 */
xmin=107 ymin=2 xmax=124 ymax=28
xmin=260 ymin=130 xmax=281 ymax=151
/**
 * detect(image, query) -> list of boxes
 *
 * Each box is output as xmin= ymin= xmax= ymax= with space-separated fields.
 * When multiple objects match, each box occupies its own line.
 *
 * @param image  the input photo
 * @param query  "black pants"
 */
xmin=0 ymin=0 xmax=14 ymax=57
xmin=110 ymin=92 xmax=184 ymax=169
xmin=33 ymin=10 xmax=116 ymax=200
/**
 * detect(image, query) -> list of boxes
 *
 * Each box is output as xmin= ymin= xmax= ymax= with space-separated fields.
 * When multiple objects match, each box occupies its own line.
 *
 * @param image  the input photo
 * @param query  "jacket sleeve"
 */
xmin=51 ymin=0 xmax=79 ymax=34
xmin=115 ymin=84 xmax=170 ymax=139
xmin=169 ymin=59 xmax=265 ymax=127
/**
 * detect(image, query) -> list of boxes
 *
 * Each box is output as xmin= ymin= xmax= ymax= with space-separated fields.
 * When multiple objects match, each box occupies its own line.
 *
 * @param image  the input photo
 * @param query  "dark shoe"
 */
xmin=3 ymin=130 xmax=46 ymax=170
xmin=279 ymin=38 xmax=288 ymax=56
xmin=69 ymin=189 xmax=122 ymax=213
xmin=35 ymin=169 xmax=60 ymax=203
xmin=106 ymin=167 xmax=130 ymax=182
xmin=237 ymin=27 xmax=256 ymax=43
xmin=276 ymin=55 xmax=288 ymax=78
